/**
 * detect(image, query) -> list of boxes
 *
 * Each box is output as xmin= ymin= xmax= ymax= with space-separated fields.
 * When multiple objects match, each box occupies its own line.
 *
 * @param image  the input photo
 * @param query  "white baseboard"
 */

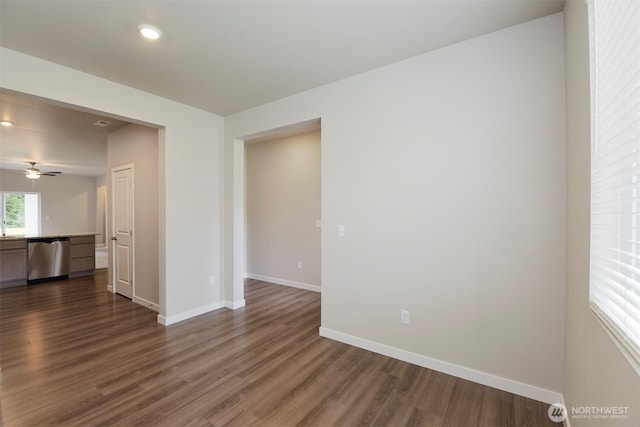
xmin=224 ymin=299 xmax=246 ymax=309
xmin=133 ymin=295 xmax=159 ymax=312
xmin=106 ymin=287 xmax=158 ymax=312
xmin=157 ymin=301 xmax=224 ymax=325
xmin=246 ymin=273 xmax=321 ymax=293
xmin=319 ymin=327 xmax=562 ymax=405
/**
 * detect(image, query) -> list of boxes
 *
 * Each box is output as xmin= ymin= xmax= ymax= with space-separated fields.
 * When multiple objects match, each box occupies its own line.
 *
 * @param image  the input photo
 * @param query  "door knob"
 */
xmin=111 ymin=237 xmax=117 ymax=241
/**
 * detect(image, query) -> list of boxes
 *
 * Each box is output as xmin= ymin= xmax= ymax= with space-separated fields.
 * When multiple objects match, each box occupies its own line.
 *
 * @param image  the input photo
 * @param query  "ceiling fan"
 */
xmin=24 ymin=162 xmax=62 ymax=179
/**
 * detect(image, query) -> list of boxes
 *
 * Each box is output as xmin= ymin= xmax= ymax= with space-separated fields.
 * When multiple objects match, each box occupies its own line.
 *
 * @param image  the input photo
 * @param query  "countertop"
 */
xmin=0 ymin=233 xmax=97 ymax=241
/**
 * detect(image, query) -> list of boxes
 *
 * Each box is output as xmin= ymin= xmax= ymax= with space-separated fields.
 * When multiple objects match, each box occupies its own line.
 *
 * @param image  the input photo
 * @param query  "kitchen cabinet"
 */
xmin=69 ymin=235 xmax=95 ymax=277
xmin=0 ymin=233 xmax=96 ymax=286
xmin=0 ymin=239 xmax=28 ymax=287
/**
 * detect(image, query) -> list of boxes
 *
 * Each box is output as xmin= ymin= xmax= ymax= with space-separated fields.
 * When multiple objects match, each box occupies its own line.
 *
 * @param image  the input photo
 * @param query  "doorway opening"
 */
xmin=0 ymin=89 xmax=163 ymax=313
xmin=233 ymin=118 xmax=322 ymax=307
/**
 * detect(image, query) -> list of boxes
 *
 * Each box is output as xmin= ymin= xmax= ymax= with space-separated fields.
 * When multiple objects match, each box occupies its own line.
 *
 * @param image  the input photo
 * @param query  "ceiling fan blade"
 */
xmin=40 ymin=172 xmax=61 ymax=176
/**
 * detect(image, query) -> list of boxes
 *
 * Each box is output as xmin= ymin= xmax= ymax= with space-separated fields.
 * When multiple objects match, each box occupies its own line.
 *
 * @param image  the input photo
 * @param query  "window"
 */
xmin=0 ymin=192 xmax=40 ymax=236
xmin=589 ymin=0 xmax=640 ymax=362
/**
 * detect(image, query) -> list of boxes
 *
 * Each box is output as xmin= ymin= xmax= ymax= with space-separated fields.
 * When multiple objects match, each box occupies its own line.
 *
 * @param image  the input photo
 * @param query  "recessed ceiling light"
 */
xmin=139 ymin=24 xmax=162 ymax=40
xmin=1 ymin=120 xmax=14 ymax=127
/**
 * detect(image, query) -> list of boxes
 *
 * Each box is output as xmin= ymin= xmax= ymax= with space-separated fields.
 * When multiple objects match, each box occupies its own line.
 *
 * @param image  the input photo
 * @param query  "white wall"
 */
xmin=96 ymin=185 xmax=106 ymax=245
xmin=563 ymin=1 xmax=640 ymax=425
xmin=96 ymin=175 xmax=107 ymax=245
xmin=0 ymin=169 xmax=96 ymax=234
xmin=245 ymin=131 xmax=321 ymax=289
xmin=226 ymin=14 xmax=566 ymax=402
xmin=0 ymin=47 xmax=224 ymax=323
xmin=108 ymin=124 xmax=159 ymax=307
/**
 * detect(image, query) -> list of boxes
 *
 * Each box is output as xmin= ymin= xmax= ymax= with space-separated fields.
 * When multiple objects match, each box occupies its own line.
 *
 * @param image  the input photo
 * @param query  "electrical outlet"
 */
xmin=209 ymin=276 xmax=216 ymax=288
xmin=338 ymin=224 xmax=346 ymax=238
xmin=296 ymin=261 xmax=302 ymax=270
xmin=400 ymin=310 xmax=410 ymax=325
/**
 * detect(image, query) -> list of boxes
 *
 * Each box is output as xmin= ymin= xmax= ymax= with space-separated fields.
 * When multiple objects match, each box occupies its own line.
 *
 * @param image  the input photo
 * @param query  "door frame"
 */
xmin=110 ymin=163 xmax=135 ymax=297
xmin=231 ymin=118 xmax=322 ymax=308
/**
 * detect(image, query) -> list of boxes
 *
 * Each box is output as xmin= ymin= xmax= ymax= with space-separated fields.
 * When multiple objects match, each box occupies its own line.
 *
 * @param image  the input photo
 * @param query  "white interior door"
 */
xmin=112 ymin=167 xmax=134 ymax=299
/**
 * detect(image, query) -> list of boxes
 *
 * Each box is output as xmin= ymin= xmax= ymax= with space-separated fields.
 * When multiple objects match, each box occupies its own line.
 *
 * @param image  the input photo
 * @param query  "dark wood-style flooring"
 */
xmin=0 ymin=271 xmax=556 ymax=426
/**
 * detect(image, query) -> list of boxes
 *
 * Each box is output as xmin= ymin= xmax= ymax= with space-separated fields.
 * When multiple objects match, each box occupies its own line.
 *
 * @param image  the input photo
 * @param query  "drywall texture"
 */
xmin=245 ymin=131 xmax=321 ymax=288
xmin=0 ymin=47 xmax=225 ymax=321
xmin=563 ymin=1 xmax=640 ymax=425
xmin=108 ymin=124 xmax=159 ymax=306
xmin=96 ymin=185 xmax=106 ymax=245
xmin=226 ymin=14 xmax=566 ymax=395
xmin=0 ymin=169 xmax=97 ymax=235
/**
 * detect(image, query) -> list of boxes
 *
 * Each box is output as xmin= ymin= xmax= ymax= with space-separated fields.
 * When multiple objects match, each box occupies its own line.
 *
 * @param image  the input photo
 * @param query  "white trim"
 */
xmin=133 ymin=295 xmax=159 ymax=312
xmin=224 ymin=299 xmax=246 ymax=310
xmin=319 ymin=327 xmax=562 ymax=405
xmin=246 ymin=273 xmax=321 ymax=293
xmin=591 ymin=305 xmax=640 ymax=375
xmin=157 ymin=302 xmax=224 ymax=325
xmin=108 ymin=285 xmax=159 ymax=312
xmin=232 ymin=138 xmax=246 ymax=313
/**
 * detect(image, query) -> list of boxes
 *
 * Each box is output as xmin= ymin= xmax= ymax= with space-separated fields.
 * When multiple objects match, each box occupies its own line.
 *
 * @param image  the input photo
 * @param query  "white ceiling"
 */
xmin=0 ymin=0 xmax=564 ymax=176
xmin=0 ymin=92 xmax=129 ymax=176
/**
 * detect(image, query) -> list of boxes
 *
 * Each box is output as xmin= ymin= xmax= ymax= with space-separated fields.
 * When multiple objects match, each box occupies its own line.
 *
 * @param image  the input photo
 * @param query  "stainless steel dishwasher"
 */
xmin=28 ymin=238 xmax=70 ymax=282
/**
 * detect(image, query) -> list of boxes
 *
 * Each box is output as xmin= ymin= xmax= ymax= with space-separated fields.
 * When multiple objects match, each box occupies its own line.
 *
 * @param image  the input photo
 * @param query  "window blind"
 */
xmin=589 ymin=0 xmax=640 ymax=362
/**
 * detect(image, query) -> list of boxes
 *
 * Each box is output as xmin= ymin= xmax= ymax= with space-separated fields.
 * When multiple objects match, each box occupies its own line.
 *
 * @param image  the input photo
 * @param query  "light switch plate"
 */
xmin=401 ymin=310 xmax=410 ymax=325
